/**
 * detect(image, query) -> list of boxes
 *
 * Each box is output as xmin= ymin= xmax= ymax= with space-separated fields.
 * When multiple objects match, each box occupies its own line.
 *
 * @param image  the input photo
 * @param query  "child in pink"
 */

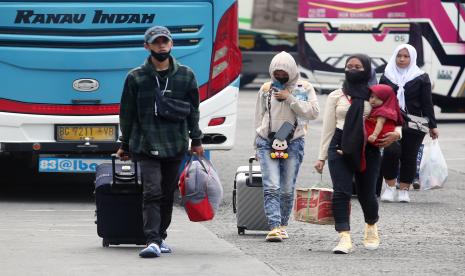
xmin=365 ymin=84 xmax=403 ymax=146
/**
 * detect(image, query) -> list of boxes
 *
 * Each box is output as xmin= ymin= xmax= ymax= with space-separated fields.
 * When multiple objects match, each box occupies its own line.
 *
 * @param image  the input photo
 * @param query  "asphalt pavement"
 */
xmin=0 ymin=201 xmax=278 ymax=276
xmin=203 ymin=85 xmax=465 ymax=276
xmin=1 ymin=83 xmax=464 ymax=276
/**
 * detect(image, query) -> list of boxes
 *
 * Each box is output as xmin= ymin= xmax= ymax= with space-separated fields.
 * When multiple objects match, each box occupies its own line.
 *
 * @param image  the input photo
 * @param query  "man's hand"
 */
xmin=375 ymin=131 xmax=400 ymax=147
xmin=190 ymin=145 xmax=204 ymax=156
xmin=314 ymin=160 xmax=325 ymax=174
xmin=116 ymin=148 xmax=130 ymax=161
xmin=430 ymin=128 xmax=439 ymax=140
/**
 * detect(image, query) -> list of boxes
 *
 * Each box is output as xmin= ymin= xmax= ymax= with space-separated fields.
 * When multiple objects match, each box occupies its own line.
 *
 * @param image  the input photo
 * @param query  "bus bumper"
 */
xmin=0 ymin=141 xmax=119 ymax=154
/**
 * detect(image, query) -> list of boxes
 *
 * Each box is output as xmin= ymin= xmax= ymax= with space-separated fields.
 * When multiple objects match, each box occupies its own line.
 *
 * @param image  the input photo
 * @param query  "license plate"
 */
xmin=55 ymin=125 xmax=117 ymax=142
xmin=38 ymin=157 xmax=110 ymax=173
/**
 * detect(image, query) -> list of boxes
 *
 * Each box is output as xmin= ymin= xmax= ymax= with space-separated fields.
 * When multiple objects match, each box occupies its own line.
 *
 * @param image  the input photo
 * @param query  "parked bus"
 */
xmin=298 ymin=0 xmax=465 ymax=113
xmin=0 ymin=0 xmax=241 ymax=173
xmin=239 ymin=0 xmax=298 ymax=87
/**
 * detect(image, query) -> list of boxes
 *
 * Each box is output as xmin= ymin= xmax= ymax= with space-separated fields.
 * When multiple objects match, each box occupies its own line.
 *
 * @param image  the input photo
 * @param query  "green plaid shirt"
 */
xmin=119 ymin=56 xmax=202 ymax=158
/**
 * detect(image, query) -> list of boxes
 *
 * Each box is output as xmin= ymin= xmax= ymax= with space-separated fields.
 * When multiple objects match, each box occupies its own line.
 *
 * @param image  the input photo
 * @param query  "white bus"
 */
xmin=298 ymin=0 xmax=465 ymax=113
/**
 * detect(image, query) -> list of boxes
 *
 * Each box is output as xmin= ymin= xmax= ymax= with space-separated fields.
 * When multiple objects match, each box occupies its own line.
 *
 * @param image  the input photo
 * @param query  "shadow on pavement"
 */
xmin=0 ymin=166 xmax=95 ymax=203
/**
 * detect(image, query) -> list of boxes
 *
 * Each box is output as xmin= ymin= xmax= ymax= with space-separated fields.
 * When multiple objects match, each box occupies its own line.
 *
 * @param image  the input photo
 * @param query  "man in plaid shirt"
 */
xmin=116 ymin=25 xmax=204 ymax=258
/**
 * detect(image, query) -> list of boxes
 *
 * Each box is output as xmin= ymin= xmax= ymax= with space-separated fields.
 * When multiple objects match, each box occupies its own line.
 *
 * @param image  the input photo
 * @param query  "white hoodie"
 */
xmin=254 ymin=51 xmax=320 ymax=148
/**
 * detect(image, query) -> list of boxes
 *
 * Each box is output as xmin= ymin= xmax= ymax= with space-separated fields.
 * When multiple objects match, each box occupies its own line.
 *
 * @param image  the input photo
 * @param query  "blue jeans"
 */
xmin=256 ymin=136 xmax=305 ymax=229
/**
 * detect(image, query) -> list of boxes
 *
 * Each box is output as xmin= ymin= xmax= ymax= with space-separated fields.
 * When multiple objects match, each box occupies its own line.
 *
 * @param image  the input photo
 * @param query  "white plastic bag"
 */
xmin=419 ymin=139 xmax=448 ymax=190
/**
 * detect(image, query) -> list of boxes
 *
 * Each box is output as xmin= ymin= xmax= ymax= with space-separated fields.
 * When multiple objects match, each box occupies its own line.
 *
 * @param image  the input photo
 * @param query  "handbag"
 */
xmin=401 ymin=110 xmax=429 ymax=133
xmin=178 ymin=154 xmax=223 ymax=222
xmin=154 ymin=86 xmax=191 ymax=122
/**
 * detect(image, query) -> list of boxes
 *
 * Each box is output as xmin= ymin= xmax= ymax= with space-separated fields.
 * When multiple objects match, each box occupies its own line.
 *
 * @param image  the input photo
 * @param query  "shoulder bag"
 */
xmin=153 ymin=85 xmax=191 ymax=123
xmin=401 ymin=109 xmax=429 ymax=133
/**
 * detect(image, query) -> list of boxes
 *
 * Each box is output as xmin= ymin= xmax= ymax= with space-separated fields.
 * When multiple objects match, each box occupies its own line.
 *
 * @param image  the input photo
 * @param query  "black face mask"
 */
xmin=275 ymin=76 xmax=289 ymax=85
xmin=345 ymin=69 xmax=367 ymax=83
xmin=151 ymin=50 xmax=171 ymax=62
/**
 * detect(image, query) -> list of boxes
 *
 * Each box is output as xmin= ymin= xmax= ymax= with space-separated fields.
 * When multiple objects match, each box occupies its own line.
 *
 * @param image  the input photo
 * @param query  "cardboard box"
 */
xmin=294 ymin=187 xmax=334 ymax=225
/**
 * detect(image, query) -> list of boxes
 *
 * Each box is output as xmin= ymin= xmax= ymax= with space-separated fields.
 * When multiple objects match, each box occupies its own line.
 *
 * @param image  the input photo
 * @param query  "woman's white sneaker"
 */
xmin=381 ymin=185 xmax=397 ymax=202
xmin=363 ymin=224 xmax=380 ymax=250
xmin=398 ymin=190 xmax=411 ymax=203
xmin=332 ymin=231 xmax=353 ymax=254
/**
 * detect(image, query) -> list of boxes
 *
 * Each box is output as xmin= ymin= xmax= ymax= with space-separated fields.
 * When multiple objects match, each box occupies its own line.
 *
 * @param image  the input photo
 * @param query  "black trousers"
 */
xmin=381 ymin=128 xmax=425 ymax=184
xmin=328 ymin=129 xmax=381 ymax=232
xmin=139 ymin=155 xmax=183 ymax=246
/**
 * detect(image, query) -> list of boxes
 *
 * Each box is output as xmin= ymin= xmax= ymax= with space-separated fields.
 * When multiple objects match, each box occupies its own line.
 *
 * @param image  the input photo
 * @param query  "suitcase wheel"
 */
xmin=102 ymin=239 xmax=110 ymax=248
xmin=238 ymin=227 xmax=245 ymax=235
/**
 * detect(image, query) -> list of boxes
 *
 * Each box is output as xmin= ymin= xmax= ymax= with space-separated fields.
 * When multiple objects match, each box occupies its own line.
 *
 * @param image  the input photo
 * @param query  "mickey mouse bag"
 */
xmin=270 ymin=121 xmax=295 ymax=159
xmin=265 ymin=83 xmax=296 ymax=159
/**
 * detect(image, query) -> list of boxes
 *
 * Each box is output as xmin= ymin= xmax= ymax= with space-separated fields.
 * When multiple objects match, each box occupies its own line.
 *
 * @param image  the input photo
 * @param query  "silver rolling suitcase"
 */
xmin=232 ymin=156 xmax=268 ymax=235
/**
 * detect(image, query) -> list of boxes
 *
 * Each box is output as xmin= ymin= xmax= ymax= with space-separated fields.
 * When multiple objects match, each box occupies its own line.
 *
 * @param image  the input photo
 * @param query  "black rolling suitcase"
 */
xmin=232 ymin=156 xmax=268 ymax=235
xmin=94 ymin=154 xmax=145 ymax=247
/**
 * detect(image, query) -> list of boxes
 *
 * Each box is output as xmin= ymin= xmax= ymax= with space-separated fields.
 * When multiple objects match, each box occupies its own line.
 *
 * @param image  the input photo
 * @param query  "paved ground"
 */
xmin=0 ymin=84 xmax=464 ymax=276
xmin=203 ymin=86 xmax=465 ymax=276
xmin=204 ymin=171 xmax=465 ymax=276
xmin=0 ymin=189 xmax=278 ymax=276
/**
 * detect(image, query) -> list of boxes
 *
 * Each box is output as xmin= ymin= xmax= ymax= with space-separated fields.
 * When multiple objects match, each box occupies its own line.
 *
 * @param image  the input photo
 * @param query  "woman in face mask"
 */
xmin=379 ymin=44 xmax=438 ymax=202
xmin=254 ymin=51 xmax=320 ymax=242
xmin=314 ymin=54 xmax=401 ymax=254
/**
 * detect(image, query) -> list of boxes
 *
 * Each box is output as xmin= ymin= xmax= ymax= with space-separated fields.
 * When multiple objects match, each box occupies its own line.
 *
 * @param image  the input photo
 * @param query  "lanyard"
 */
xmin=154 ymin=76 xmax=169 ymax=116
xmin=155 ymin=76 xmax=169 ymax=95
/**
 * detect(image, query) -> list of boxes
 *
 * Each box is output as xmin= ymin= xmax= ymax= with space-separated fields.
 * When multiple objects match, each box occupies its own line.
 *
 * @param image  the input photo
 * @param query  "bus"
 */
xmin=239 ymin=0 xmax=298 ymax=87
xmin=0 ymin=0 xmax=241 ymax=174
xmin=298 ymin=0 xmax=465 ymax=113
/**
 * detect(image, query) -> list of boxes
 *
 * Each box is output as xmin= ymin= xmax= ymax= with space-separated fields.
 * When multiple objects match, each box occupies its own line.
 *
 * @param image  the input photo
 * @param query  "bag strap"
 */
xmin=187 ymin=153 xmax=208 ymax=173
xmin=266 ymin=90 xmax=298 ymax=140
xmin=310 ymin=174 xmax=332 ymax=189
xmin=196 ymin=154 xmax=209 ymax=173
xmin=155 ymin=76 xmax=169 ymax=95
xmin=267 ymin=91 xmax=273 ymax=135
xmin=403 ymin=104 xmax=424 ymax=118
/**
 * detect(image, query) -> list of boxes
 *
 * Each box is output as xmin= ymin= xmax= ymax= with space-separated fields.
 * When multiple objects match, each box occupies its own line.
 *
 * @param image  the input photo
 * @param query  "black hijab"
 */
xmin=341 ymin=54 xmax=372 ymax=172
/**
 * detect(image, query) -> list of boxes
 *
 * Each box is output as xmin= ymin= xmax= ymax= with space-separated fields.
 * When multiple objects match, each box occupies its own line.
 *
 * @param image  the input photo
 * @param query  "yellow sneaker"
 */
xmin=266 ymin=227 xmax=283 ymax=242
xmin=280 ymin=226 xmax=289 ymax=239
xmin=363 ymin=223 xmax=380 ymax=250
xmin=332 ymin=231 xmax=352 ymax=254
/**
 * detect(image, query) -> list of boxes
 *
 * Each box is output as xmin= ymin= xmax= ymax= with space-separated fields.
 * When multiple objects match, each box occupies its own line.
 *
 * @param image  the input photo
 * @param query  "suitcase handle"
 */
xmin=111 ymin=154 xmax=139 ymax=185
xmin=247 ymin=156 xmax=257 ymax=186
xmin=232 ymin=189 xmax=237 ymax=213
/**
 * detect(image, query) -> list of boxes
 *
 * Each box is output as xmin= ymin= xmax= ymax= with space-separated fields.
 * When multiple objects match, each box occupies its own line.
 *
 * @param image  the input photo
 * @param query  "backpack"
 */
xmin=178 ymin=154 xmax=223 ymax=222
